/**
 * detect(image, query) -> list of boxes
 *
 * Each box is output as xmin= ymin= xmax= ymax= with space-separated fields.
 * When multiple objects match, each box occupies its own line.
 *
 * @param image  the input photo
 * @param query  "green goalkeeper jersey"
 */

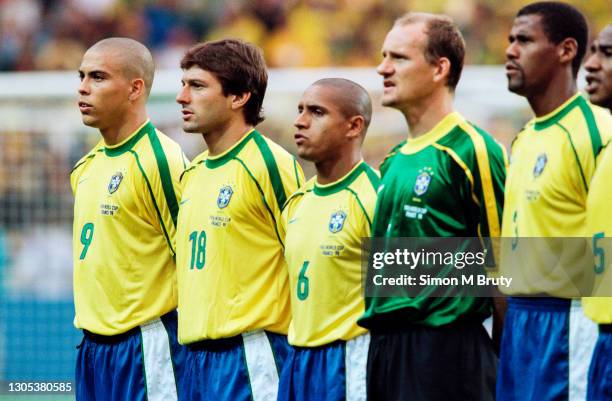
xmin=359 ymin=112 xmax=507 ymax=329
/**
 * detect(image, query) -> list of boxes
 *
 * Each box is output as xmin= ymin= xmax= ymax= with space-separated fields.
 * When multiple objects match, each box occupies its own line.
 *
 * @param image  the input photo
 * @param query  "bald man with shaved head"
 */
xmin=72 ymin=37 xmax=187 ymax=401
xmin=278 ymin=78 xmax=379 ymax=401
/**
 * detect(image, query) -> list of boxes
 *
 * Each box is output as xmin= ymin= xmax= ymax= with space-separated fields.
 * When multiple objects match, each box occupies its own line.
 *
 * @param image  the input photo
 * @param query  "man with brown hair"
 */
xmin=357 ymin=12 xmax=507 ymax=401
xmin=174 ymin=39 xmax=304 ymax=401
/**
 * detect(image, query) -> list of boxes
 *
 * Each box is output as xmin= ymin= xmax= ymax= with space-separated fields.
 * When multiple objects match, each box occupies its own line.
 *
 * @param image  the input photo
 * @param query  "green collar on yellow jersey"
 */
xmin=205 ymin=129 xmax=256 ymax=169
xmin=533 ymin=93 xmax=582 ymax=130
xmin=104 ymin=120 xmax=152 ymax=157
xmin=314 ymin=161 xmax=369 ymax=196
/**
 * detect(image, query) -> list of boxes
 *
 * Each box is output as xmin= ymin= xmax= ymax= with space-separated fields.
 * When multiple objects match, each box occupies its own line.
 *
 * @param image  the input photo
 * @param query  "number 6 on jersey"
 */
xmin=297 ymin=261 xmax=310 ymax=300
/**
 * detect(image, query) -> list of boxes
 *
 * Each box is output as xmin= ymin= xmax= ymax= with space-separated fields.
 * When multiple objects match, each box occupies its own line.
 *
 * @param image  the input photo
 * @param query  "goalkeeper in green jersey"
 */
xmin=358 ymin=12 xmax=507 ymax=401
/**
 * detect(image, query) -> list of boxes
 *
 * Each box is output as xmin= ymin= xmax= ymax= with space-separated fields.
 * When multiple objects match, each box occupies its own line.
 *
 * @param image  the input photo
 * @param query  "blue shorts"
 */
xmin=587 ymin=326 xmax=612 ymax=401
xmin=180 ymin=330 xmax=290 ymax=401
xmin=76 ymin=310 xmax=186 ymax=401
xmin=278 ymin=334 xmax=369 ymax=401
xmin=497 ymin=298 xmax=598 ymax=401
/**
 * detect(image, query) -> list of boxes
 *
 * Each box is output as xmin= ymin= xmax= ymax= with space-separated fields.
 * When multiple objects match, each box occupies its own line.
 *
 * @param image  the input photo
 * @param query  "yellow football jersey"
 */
xmin=71 ymin=120 xmax=187 ymax=335
xmin=583 ymin=144 xmax=612 ymax=324
xmin=176 ymin=129 xmax=304 ymax=343
xmin=282 ymin=161 xmax=379 ymax=347
xmin=501 ymin=94 xmax=612 ymax=296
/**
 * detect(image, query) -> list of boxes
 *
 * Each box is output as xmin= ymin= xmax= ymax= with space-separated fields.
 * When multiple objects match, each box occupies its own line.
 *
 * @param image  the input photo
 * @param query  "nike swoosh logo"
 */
xmin=78 ymin=178 xmax=88 ymax=185
xmin=179 ymin=198 xmax=190 ymax=205
xmin=288 ymin=218 xmax=298 ymax=224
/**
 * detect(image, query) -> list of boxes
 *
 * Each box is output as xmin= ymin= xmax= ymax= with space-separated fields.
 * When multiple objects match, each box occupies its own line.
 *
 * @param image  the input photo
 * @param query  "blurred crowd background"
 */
xmin=1 ymin=0 xmax=610 ymax=72
xmin=0 ymin=0 xmax=609 ymax=390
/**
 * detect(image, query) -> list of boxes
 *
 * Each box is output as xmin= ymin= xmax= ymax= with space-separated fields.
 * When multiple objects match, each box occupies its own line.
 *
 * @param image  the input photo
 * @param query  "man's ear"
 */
xmin=129 ymin=78 xmax=146 ymax=101
xmin=557 ymin=37 xmax=578 ymax=68
xmin=432 ymin=57 xmax=451 ymax=86
xmin=346 ymin=115 xmax=365 ymax=140
xmin=230 ymin=92 xmax=252 ymax=110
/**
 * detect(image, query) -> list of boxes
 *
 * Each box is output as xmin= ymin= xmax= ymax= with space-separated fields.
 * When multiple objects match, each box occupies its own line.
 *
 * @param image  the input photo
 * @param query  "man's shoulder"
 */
xmin=439 ymin=118 xmax=506 ymax=167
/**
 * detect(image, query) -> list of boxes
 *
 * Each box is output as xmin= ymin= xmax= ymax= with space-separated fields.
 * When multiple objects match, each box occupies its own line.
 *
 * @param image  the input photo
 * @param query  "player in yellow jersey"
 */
xmin=498 ymin=4 xmax=612 ymax=401
xmin=71 ymin=38 xmax=187 ymax=401
xmin=175 ymin=39 xmax=304 ymax=401
xmin=277 ymin=78 xmax=377 ymax=401
xmin=583 ymin=24 xmax=612 ymax=401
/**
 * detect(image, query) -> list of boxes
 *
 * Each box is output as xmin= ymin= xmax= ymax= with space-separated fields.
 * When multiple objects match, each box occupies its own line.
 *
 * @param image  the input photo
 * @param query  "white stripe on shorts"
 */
xmin=242 ymin=330 xmax=279 ymax=401
xmin=345 ymin=333 xmax=370 ymax=401
xmin=569 ymin=299 xmax=598 ymax=401
xmin=140 ymin=318 xmax=178 ymax=401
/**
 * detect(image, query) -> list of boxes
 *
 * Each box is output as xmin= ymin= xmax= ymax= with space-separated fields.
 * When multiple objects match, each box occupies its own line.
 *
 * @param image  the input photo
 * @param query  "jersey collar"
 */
xmin=313 ymin=161 xmax=365 ymax=196
xmin=205 ymin=128 xmax=256 ymax=169
xmin=104 ymin=119 xmax=152 ymax=157
xmin=401 ymin=111 xmax=464 ymax=154
xmin=533 ymin=93 xmax=582 ymax=130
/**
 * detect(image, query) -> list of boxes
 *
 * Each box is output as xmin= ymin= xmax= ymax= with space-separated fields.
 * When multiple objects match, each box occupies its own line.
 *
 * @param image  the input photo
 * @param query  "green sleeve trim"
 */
xmin=362 ymin=163 xmax=381 ymax=190
xmin=70 ymin=150 xmax=101 ymax=174
xmin=577 ymin=96 xmax=603 ymax=161
xmin=147 ymin=128 xmax=179 ymax=227
xmin=104 ymin=121 xmax=151 ymax=157
xmin=129 ymin=149 xmax=175 ymax=255
xmin=556 ymin=122 xmax=588 ymax=192
xmin=179 ymin=160 xmax=204 ymax=182
xmin=282 ymin=190 xmax=306 ymax=212
xmin=293 ymin=158 xmax=302 ymax=187
xmin=346 ymin=187 xmax=372 ymax=230
xmin=234 ymin=156 xmax=284 ymax=248
xmin=252 ymin=131 xmax=287 ymax=211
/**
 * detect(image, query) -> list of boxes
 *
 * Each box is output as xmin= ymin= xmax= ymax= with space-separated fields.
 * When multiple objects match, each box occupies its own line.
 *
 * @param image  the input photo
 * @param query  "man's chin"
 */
xmin=380 ymin=96 xmax=396 ymax=107
xmin=81 ymin=116 xmax=99 ymax=128
xmin=590 ymin=94 xmax=612 ymax=110
xmin=182 ymin=124 xmax=201 ymax=134
xmin=296 ymin=149 xmax=314 ymax=162
xmin=506 ymin=78 xmax=525 ymax=95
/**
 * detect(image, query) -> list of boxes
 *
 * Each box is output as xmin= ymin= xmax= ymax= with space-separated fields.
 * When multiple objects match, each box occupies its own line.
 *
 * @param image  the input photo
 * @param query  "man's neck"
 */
xmin=100 ymin=109 xmax=148 ymax=146
xmin=527 ymin=70 xmax=577 ymax=117
xmin=402 ymin=90 xmax=454 ymax=138
xmin=205 ymin=119 xmax=254 ymax=156
xmin=315 ymin=149 xmax=362 ymax=185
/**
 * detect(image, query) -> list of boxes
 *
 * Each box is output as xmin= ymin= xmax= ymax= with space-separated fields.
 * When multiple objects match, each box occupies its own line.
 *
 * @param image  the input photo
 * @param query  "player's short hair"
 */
xmin=517 ymin=1 xmax=588 ymax=77
xmin=180 ymin=39 xmax=267 ymax=125
xmin=90 ymin=38 xmax=155 ymax=97
xmin=312 ymin=78 xmax=373 ymax=131
xmin=394 ymin=12 xmax=465 ymax=91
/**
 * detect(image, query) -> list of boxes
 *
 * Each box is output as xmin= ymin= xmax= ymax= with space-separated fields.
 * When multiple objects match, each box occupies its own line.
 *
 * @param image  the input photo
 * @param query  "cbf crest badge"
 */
xmin=329 ymin=211 xmax=347 ymax=233
xmin=533 ymin=153 xmax=547 ymax=177
xmin=217 ymin=186 xmax=233 ymax=209
xmin=108 ymin=172 xmax=123 ymax=194
xmin=413 ymin=167 xmax=434 ymax=196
